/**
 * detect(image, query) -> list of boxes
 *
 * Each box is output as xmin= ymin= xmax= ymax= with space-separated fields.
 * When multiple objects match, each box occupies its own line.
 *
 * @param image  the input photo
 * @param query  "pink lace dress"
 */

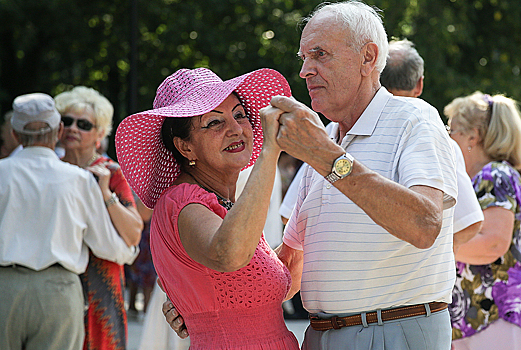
xmin=150 ymin=183 xmax=299 ymax=349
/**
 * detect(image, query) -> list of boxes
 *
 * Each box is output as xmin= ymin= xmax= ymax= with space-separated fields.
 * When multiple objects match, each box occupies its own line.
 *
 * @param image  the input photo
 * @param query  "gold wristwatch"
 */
xmin=325 ymin=152 xmax=354 ymax=184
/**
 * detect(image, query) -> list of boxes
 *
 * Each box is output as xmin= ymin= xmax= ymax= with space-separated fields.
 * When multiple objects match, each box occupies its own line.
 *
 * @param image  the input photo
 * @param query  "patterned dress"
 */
xmin=150 ymin=183 xmax=299 ymax=349
xmin=450 ymin=161 xmax=521 ymax=340
xmin=81 ymin=156 xmax=137 ymax=350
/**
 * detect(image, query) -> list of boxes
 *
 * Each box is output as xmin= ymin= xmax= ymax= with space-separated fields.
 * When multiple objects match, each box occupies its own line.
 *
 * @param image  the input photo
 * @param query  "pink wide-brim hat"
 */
xmin=115 ymin=68 xmax=291 ymax=209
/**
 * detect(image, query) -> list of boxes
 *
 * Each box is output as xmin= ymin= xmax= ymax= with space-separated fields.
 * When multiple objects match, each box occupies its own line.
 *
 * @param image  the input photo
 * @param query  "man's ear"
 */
xmin=173 ymin=136 xmax=193 ymax=160
xmin=413 ymin=76 xmax=424 ymax=98
xmin=360 ymin=42 xmax=378 ymax=77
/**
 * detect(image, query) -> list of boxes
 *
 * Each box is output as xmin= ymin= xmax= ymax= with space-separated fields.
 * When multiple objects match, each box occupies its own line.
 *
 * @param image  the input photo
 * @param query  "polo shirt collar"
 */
xmin=350 ymin=86 xmax=392 ymax=136
xmin=328 ymin=86 xmax=393 ymax=143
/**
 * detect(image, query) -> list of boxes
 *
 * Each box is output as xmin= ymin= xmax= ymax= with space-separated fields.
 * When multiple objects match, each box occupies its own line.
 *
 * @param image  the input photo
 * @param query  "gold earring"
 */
xmin=189 ymin=160 xmax=196 ymax=166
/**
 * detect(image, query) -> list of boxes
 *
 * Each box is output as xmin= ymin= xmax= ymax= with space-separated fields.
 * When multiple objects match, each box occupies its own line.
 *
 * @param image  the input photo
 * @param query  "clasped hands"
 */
xmin=259 ymin=95 xmax=329 ymax=163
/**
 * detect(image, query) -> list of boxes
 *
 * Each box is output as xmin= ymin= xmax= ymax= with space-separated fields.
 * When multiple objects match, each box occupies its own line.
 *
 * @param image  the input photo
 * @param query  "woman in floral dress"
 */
xmin=445 ymin=91 xmax=521 ymax=349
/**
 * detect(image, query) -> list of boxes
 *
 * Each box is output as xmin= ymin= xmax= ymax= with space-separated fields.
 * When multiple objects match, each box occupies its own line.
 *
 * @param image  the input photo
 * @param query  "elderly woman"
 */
xmin=54 ymin=86 xmax=143 ymax=350
xmin=445 ymin=91 xmax=521 ymax=350
xmin=115 ymin=68 xmax=299 ymax=349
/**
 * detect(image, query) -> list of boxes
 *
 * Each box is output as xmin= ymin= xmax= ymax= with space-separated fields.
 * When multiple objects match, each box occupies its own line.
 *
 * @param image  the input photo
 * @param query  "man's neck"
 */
xmin=336 ymin=81 xmax=381 ymax=140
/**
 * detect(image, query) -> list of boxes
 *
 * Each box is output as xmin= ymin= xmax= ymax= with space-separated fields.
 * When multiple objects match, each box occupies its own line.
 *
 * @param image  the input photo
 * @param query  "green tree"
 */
xmin=2 ymin=0 xmax=521 ymax=157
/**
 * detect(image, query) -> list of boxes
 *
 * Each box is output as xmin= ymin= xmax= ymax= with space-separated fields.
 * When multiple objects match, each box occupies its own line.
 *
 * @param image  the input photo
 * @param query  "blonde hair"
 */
xmin=54 ymin=86 xmax=113 ymax=138
xmin=444 ymin=91 xmax=521 ymax=169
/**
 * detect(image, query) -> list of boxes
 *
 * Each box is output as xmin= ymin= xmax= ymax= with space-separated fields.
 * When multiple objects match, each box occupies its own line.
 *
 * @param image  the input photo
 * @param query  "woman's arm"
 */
xmin=179 ymin=148 xmax=280 ymax=272
xmin=178 ymin=105 xmax=283 ymax=272
xmin=454 ymin=206 xmax=514 ymax=265
xmin=275 ymin=243 xmax=303 ymax=301
xmin=89 ymin=163 xmax=143 ymax=247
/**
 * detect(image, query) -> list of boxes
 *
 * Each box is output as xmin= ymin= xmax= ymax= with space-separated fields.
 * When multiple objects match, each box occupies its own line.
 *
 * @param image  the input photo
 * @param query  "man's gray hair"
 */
xmin=302 ymin=1 xmax=389 ymax=72
xmin=14 ymin=127 xmax=60 ymax=148
xmin=380 ymin=39 xmax=424 ymax=91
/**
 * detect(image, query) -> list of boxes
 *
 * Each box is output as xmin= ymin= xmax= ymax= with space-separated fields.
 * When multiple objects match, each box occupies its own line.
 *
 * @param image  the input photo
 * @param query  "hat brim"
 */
xmin=116 ymin=68 xmax=291 ymax=209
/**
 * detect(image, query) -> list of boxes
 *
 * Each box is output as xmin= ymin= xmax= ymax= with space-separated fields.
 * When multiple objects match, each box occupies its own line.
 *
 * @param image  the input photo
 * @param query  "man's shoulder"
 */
xmin=379 ymin=96 xmax=444 ymax=132
xmin=387 ymin=96 xmax=439 ymax=118
xmin=57 ymin=161 xmax=97 ymax=183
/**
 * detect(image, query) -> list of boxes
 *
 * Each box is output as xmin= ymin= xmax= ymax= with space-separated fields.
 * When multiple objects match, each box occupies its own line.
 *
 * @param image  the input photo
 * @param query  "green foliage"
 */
xmin=1 ymin=0 xmax=521 ymax=157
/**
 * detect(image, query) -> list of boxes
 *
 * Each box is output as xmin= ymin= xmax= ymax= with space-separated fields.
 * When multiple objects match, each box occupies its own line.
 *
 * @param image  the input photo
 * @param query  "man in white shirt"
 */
xmin=264 ymin=1 xmax=458 ymax=349
xmin=0 ymin=93 xmax=137 ymax=350
xmin=380 ymin=38 xmax=484 ymax=252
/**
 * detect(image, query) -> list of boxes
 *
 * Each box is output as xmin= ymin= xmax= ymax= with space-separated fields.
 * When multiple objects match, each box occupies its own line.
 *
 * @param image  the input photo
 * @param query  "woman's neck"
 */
xmin=185 ymin=168 xmax=239 ymax=202
xmin=62 ymin=148 xmax=99 ymax=168
xmin=467 ymin=146 xmax=493 ymax=179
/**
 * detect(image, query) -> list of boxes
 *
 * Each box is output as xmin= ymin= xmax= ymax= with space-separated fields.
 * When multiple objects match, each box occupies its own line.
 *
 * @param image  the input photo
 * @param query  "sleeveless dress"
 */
xmin=450 ymin=161 xmax=521 ymax=339
xmin=150 ymin=183 xmax=299 ymax=349
xmin=81 ymin=156 xmax=136 ymax=350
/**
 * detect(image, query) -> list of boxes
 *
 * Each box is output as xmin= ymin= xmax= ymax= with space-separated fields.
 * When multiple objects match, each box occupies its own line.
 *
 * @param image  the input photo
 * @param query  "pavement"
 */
xmin=127 ymin=315 xmax=309 ymax=349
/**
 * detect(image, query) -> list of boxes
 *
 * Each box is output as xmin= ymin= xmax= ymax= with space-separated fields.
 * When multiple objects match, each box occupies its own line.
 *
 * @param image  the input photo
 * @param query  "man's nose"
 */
xmin=299 ymin=58 xmax=316 ymax=79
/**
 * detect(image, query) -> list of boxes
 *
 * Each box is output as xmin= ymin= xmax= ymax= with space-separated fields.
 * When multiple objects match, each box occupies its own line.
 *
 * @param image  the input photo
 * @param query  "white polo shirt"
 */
xmin=283 ymin=88 xmax=458 ymax=314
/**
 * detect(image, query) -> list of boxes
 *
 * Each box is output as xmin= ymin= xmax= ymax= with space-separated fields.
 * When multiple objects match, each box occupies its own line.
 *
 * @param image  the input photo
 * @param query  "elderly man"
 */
xmin=267 ymin=1 xmax=457 ymax=349
xmin=0 ymin=93 xmax=137 ymax=350
xmin=380 ymin=38 xmax=425 ymax=97
xmin=166 ymin=1 xmax=457 ymax=349
xmin=381 ymin=38 xmax=483 ymax=253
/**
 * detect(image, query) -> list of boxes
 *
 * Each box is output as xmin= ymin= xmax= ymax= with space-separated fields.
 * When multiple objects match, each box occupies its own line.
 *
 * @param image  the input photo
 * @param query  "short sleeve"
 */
xmin=279 ymin=164 xmax=305 ymax=220
xmin=283 ymin=164 xmax=313 ymax=251
xmin=474 ymin=162 xmax=521 ymax=214
xmin=452 ymin=139 xmax=484 ymax=232
xmin=396 ymin=117 xmax=457 ymax=209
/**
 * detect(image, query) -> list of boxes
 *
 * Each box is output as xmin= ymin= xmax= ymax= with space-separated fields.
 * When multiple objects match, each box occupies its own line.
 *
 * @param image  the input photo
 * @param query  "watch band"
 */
xmin=325 ymin=172 xmax=341 ymax=184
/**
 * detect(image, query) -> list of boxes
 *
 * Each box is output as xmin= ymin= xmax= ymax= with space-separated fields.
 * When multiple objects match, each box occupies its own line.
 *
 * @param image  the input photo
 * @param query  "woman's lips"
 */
xmin=224 ymin=141 xmax=245 ymax=153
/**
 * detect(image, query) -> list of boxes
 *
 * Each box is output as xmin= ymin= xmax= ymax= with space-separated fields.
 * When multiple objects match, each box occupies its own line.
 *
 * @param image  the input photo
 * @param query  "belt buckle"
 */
xmin=330 ymin=316 xmax=345 ymax=330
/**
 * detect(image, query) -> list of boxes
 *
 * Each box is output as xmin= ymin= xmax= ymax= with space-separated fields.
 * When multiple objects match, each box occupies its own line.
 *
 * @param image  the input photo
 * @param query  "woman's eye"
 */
xmin=204 ymin=120 xmax=221 ymax=128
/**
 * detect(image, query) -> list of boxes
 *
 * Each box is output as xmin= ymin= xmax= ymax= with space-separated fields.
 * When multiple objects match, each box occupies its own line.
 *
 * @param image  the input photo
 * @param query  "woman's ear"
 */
xmin=360 ymin=42 xmax=378 ymax=77
xmin=467 ymin=127 xmax=481 ymax=147
xmin=173 ymin=137 xmax=193 ymax=160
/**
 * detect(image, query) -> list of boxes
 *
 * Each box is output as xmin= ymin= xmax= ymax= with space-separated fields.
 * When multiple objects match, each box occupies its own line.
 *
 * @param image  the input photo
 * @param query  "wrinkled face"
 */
xmin=182 ymin=94 xmax=253 ymax=174
xmin=298 ymin=12 xmax=363 ymax=121
xmin=59 ymin=107 xmax=102 ymax=153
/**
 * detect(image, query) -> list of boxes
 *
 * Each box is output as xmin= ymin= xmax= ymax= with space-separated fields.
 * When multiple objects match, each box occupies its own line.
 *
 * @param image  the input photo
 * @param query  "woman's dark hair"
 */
xmin=161 ymin=116 xmax=194 ymax=168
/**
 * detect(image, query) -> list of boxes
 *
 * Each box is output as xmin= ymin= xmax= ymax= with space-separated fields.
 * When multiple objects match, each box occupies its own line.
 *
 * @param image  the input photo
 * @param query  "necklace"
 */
xmin=83 ymin=154 xmax=100 ymax=168
xmin=186 ymin=173 xmax=234 ymax=210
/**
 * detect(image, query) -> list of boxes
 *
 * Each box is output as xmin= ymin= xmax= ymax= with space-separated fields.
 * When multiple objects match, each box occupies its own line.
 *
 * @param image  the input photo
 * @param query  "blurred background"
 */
xmin=1 ymin=0 xmax=520 ymax=159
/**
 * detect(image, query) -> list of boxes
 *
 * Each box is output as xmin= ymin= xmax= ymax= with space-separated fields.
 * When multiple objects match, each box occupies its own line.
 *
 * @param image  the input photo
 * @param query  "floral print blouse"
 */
xmin=450 ymin=161 xmax=521 ymax=340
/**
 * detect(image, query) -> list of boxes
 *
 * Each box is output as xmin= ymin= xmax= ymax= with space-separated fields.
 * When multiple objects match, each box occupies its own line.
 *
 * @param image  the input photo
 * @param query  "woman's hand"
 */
xmin=259 ymin=98 xmax=285 ymax=155
xmin=86 ymin=162 xmax=112 ymax=198
xmin=162 ymin=299 xmax=189 ymax=339
xmin=86 ymin=161 xmax=143 ymax=247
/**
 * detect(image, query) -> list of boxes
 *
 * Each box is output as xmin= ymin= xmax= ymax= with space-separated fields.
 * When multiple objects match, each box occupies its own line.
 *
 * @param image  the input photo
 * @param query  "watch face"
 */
xmin=335 ymin=159 xmax=352 ymax=176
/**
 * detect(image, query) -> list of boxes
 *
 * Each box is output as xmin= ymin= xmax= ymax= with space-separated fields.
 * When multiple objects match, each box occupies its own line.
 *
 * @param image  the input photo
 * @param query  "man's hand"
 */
xmin=162 ymin=299 xmax=188 ymax=339
xmin=266 ymin=96 xmax=343 ymax=176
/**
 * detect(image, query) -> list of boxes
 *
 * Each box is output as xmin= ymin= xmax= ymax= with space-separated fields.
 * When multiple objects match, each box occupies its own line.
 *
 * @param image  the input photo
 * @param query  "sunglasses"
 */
xmin=61 ymin=116 xmax=95 ymax=131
